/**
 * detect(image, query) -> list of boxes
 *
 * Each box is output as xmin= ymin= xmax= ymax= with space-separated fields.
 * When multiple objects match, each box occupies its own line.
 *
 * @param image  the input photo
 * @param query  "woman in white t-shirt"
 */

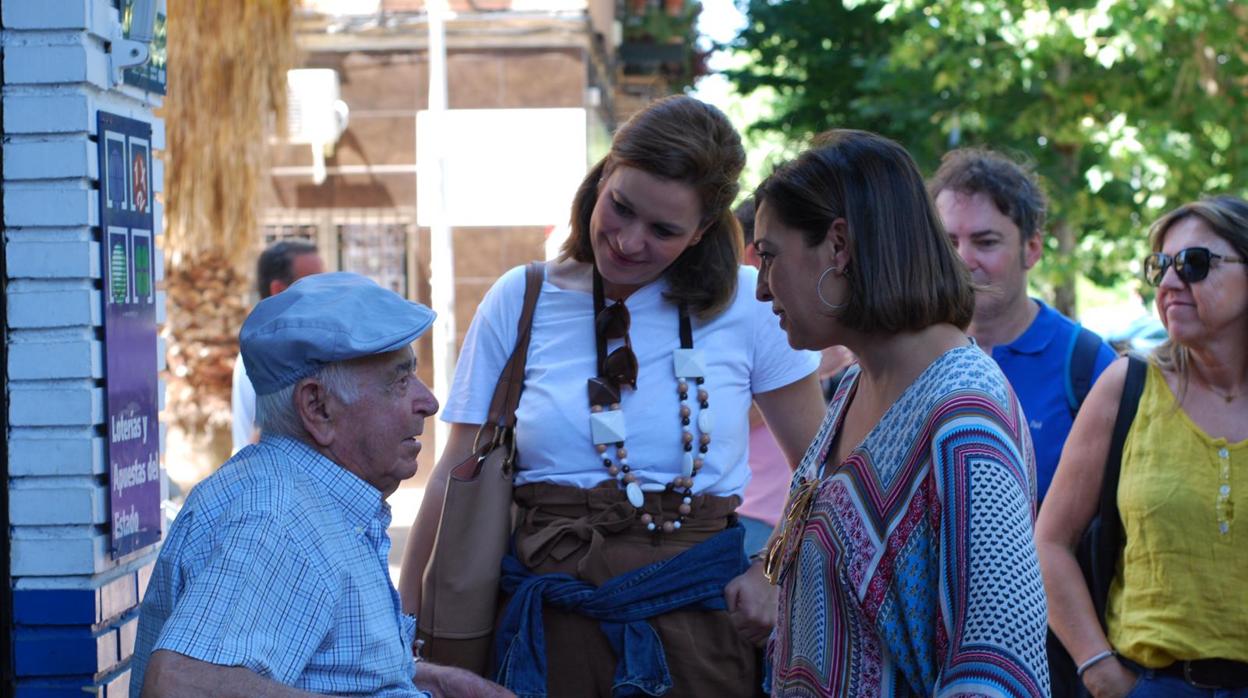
xmin=399 ymin=95 xmax=824 ymax=697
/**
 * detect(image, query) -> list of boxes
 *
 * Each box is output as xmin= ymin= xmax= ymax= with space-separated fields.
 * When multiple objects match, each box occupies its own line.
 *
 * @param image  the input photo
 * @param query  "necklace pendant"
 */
xmin=672 ymin=349 xmax=706 ymax=379
xmin=590 ymin=409 xmax=627 ymax=445
xmin=587 ymin=377 xmax=622 ymax=408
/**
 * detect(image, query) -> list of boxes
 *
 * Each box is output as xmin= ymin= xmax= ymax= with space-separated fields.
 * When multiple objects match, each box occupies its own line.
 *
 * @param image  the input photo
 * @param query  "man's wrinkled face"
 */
xmin=330 ymin=347 xmax=438 ymax=496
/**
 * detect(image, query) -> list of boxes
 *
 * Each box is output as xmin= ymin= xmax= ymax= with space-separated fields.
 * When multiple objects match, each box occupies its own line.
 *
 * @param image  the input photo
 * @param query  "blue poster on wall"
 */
xmin=98 ymin=110 xmax=162 ymax=558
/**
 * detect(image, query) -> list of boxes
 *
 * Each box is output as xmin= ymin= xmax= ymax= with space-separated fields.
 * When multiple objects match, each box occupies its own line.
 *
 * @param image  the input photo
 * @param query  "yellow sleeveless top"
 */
xmin=1106 ymin=363 xmax=1248 ymax=666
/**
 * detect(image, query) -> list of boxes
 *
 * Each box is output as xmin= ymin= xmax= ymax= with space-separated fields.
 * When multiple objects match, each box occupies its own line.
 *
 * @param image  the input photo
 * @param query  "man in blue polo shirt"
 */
xmin=931 ymin=149 xmax=1116 ymax=502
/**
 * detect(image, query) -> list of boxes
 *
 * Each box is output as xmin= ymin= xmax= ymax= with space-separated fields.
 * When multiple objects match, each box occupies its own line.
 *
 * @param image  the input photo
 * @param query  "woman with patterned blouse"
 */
xmin=751 ymin=130 xmax=1050 ymax=697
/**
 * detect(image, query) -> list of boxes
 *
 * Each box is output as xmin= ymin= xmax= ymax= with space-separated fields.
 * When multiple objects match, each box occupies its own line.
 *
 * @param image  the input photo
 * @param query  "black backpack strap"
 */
xmin=1067 ymin=326 xmax=1104 ymax=415
xmin=1090 ymin=354 xmax=1148 ymax=619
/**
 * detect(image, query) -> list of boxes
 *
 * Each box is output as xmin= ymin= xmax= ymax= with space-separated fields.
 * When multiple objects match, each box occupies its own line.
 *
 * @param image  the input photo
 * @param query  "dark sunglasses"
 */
xmin=1143 ymin=246 xmax=1246 ymax=286
xmin=596 ymin=302 xmax=638 ymax=389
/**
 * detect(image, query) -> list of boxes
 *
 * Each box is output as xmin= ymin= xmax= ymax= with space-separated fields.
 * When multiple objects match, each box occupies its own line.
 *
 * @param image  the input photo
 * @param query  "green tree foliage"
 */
xmin=727 ymin=0 xmax=1248 ymax=313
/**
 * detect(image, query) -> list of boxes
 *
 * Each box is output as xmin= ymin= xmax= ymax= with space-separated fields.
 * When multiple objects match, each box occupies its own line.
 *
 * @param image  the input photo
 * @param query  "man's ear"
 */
xmin=294 ymin=379 xmax=334 ymax=447
xmin=1022 ymin=230 xmax=1044 ymax=270
xmin=268 ymin=278 xmax=290 ymax=297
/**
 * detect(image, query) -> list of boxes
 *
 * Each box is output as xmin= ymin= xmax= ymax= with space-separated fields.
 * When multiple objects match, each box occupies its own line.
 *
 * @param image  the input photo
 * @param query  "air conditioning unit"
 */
xmin=287 ymin=68 xmax=350 ymax=185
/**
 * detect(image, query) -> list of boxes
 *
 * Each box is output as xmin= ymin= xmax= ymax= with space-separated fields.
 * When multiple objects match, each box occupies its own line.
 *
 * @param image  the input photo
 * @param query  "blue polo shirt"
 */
xmin=991 ymin=299 xmax=1116 ymax=501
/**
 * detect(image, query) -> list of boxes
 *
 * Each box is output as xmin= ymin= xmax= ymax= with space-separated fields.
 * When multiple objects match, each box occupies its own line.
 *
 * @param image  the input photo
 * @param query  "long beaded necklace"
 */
xmin=587 ymin=269 xmax=712 ymax=534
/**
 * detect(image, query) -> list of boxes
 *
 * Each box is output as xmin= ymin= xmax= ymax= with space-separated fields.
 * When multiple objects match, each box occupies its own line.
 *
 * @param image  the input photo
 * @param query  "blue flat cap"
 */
xmin=240 ymin=272 xmax=436 ymax=395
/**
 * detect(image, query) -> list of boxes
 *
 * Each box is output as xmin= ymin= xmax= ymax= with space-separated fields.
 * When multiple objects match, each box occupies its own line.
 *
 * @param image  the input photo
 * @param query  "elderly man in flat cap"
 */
xmin=131 ymin=273 xmax=511 ymax=698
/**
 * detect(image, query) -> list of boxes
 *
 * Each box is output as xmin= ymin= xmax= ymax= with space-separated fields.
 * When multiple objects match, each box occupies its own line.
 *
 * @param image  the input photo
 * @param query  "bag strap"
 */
xmin=1091 ymin=354 xmax=1147 ymax=616
xmin=1099 ymin=355 xmax=1147 ymax=515
xmin=484 ymin=262 xmax=545 ymax=430
xmin=1066 ymin=325 xmax=1103 ymax=416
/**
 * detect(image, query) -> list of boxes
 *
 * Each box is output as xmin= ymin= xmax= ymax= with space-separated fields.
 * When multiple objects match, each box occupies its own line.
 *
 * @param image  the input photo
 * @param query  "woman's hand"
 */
xmin=724 ymin=561 xmax=777 ymax=647
xmin=1081 ymin=657 xmax=1139 ymax=698
xmin=415 ymin=662 xmax=516 ymax=698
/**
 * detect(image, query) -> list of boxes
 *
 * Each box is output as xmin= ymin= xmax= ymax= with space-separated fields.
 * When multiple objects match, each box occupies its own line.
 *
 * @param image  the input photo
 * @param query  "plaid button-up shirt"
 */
xmin=131 ymin=435 xmax=430 ymax=697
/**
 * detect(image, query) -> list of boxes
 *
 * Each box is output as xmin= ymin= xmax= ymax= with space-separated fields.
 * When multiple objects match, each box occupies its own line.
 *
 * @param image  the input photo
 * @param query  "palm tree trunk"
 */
xmin=161 ymin=0 xmax=298 ymax=487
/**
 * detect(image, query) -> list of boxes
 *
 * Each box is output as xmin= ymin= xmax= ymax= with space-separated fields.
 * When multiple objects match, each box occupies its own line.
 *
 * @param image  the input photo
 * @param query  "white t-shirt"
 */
xmin=231 ymin=352 xmax=257 ymax=454
xmin=442 ymin=264 xmax=819 ymax=498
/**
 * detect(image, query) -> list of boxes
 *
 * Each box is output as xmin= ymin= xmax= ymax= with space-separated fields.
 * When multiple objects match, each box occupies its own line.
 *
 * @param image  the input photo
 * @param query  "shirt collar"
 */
xmin=999 ymin=298 xmax=1062 ymax=355
xmin=265 ymin=434 xmax=388 ymax=530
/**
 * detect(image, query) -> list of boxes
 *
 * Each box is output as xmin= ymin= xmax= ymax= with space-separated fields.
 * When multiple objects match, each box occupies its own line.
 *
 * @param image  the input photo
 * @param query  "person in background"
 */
xmin=930 ymin=149 xmax=1115 ymax=502
xmin=734 ymin=198 xmax=854 ymax=556
xmin=756 ymin=130 xmax=1048 ymax=697
xmin=232 ymin=240 xmax=326 ymax=453
xmin=1038 ymin=195 xmax=1248 ymax=698
xmin=399 ymin=95 xmax=826 ymax=696
xmin=133 ymin=272 xmax=511 ymax=698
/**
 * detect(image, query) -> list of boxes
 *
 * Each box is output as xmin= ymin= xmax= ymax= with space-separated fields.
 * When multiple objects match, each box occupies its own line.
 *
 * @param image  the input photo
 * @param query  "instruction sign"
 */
xmin=98 ymin=111 xmax=161 ymax=557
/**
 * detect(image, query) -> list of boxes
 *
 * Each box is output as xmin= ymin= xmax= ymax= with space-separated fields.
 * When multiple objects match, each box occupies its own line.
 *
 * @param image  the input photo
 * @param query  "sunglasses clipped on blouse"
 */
xmin=1143 ymin=246 xmax=1246 ymax=287
xmin=596 ymin=300 xmax=639 ymax=390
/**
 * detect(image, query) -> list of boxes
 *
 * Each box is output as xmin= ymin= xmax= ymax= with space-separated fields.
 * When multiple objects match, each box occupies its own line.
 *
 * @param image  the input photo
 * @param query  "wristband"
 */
xmin=1076 ymin=649 xmax=1116 ymax=677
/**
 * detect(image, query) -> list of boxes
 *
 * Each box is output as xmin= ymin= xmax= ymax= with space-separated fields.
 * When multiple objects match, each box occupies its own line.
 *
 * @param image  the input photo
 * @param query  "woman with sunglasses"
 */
xmin=1037 ymin=196 xmax=1248 ymax=698
xmin=754 ymin=130 xmax=1049 ymax=697
xmin=399 ymin=95 xmax=826 ymax=696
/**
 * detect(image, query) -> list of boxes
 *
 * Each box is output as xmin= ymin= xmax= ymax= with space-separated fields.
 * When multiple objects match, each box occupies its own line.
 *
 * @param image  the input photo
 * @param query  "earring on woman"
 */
xmin=816 ymin=265 xmax=847 ymax=312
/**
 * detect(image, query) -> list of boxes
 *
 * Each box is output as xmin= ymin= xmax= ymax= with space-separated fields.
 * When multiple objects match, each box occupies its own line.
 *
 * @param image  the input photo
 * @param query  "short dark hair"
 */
xmin=754 ymin=129 xmax=974 ymax=334
xmin=928 ymin=148 xmax=1047 ymax=241
xmin=257 ymin=240 xmax=319 ymax=299
xmin=561 ymin=95 xmax=746 ymax=317
xmin=734 ymin=198 xmax=757 ymax=246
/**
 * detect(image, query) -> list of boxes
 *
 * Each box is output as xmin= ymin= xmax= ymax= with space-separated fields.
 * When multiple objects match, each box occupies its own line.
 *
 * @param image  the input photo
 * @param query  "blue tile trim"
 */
xmin=14 ymin=665 xmax=129 ymax=698
xmin=13 ymin=626 xmax=118 ymax=677
xmin=12 ymin=572 xmax=138 ymax=626
xmin=12 ymin=589 xmax=96 ymax=626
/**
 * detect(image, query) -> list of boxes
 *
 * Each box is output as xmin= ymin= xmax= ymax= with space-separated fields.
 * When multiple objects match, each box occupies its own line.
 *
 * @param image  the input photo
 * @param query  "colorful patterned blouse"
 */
xmin=769 ymin=344 xmax=1049 ymax=697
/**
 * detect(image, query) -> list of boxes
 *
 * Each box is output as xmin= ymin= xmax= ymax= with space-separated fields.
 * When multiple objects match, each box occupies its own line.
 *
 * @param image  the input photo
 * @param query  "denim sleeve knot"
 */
xmin=494 ymin=525 xmax=747 ymax=698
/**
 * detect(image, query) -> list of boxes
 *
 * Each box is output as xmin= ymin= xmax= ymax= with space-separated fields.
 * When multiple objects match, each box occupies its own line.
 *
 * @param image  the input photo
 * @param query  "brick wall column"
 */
xmin=3 ymin=2 xmax=166 ymax=696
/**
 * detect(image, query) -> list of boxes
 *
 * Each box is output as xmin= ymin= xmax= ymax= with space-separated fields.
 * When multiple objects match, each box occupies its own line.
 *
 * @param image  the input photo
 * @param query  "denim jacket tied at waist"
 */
xmin=494 ymin=524 xmax=748 ymax=698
